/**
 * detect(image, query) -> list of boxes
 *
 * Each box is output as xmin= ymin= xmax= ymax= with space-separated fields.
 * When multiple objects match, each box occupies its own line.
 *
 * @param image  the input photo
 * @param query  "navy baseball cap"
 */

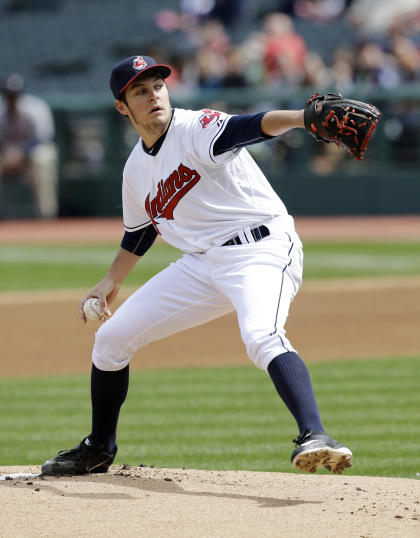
xmin=110 ymin=55 xmax=172 ymax=99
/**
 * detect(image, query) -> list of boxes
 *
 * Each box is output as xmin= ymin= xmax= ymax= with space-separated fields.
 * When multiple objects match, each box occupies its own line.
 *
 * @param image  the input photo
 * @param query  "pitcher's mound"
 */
xmin=0 ymin=465 xmax=418 ymax=537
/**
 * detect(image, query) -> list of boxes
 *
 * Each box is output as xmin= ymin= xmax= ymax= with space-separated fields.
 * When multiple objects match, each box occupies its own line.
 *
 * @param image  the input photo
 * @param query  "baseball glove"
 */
xmin=304 ymin=92 xmax=381 ymax=160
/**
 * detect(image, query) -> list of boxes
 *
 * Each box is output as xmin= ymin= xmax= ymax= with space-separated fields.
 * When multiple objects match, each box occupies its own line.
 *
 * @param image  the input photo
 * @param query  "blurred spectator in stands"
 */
xmin=330 ymin=47 xmax=355 ymax=91
xmin=155 ymin=0 xmax=244 ymax=32
xmin=193 ymin=19 xmax=231 ymax=87
xmin=164 ymin=53 xmax=197 ymax=96
xmin=347 ymin=0 xmax=420 ymax=38
xmin=220 ymin=46 xmax=250 ymax=87
xmin=330 ymin=23 xmax=419 ymax=89
xmin=20 ymin=89 xmax=58 ymax=219
xmin=310 ymin=141 xmax=350 ymax=175
xmin=354 ymin=42 xmax=401 ymax=87
xmin=194 ymin=18 xmax=231 ymax=55
xmin=283 ymin=0 xmax=354 ymax=22
xmin=0 ymin=74 xmax=58 ymax=218
xmin=302 ymin=51 xmax=331 ymax=88
xmin=154 ymin=2 xmax=210 ymax=34
xmin=155 ymin=0 xmax=420 ymax=101
xmin=195 ymin=46 xmax=225 ymax=88
xmin=390 ymin=35 xmax=420 ymax=82
xmin=239 ymin=31 xmax=267 ymax=86
xmin=262 ymin=13 xmax=307 ymax=86
xmin=0 ymin=74 xmax=38 ymax=218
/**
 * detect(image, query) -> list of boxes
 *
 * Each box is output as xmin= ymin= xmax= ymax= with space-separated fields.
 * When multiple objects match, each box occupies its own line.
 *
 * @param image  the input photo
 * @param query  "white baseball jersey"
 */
xmin=122 ymin=108 xmax=292 ymax=253
xmin=93 ymin=107 xmax=303 ymax=374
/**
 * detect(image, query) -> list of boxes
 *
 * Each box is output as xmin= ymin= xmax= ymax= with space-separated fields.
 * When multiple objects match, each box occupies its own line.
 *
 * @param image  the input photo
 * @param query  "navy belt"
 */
xmin=222 ymin=225 xmax=270 ymax=246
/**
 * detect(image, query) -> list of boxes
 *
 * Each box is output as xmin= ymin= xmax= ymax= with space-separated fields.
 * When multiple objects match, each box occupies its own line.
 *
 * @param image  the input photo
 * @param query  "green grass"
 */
xmin=1 ymin=357 xmax=419 ymax=478
xmin=0 ymin=241 xmax=419 ymax=292
xmin=303 ymin=241 xmax=420 ymax=279
xmin=0 ymin=242 xmax=181 ymax=291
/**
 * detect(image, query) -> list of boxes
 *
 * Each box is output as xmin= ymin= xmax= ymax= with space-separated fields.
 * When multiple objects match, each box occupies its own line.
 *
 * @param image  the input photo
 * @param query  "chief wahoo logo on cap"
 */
xmin=133 ymin=56 xmax=147 ymax=70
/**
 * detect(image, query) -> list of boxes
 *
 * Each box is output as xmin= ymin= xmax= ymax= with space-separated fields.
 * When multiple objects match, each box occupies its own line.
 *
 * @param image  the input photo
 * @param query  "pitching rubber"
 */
xmin=0 ymin=472 xmax=41 ymax=481
xmin=292 ymin=447 xmax=352 ymax=474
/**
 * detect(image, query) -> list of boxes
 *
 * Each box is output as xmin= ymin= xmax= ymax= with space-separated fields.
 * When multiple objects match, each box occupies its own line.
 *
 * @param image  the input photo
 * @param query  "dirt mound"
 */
xmin=0 ymin=465 xmax=418 ymax=537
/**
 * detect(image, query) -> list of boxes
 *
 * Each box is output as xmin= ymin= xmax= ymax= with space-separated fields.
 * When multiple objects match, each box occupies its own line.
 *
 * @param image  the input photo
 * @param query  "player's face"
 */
xmin=115 ymin=73 xmax=171 ymax=144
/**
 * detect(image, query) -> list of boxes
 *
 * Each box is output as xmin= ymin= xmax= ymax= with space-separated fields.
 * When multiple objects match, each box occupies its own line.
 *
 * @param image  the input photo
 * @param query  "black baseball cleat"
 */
xmin=41 ymin=437 xmax=117 ymax=476
xmin=291 ymin=428 xmax=352 ymax=474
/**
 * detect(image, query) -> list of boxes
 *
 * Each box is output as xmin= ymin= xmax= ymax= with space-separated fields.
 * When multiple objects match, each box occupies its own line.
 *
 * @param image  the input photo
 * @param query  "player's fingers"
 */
xmin=96 ymin=307 xmax=112 ymax=323
xmin=79 ymin=301 xmax=88 ymax=323
xmin=79 ymin=293 xmax=95 ymax=323
xmin=96 ymin=295 xmax=109 ymax=318
xmin=78 ymin=299 xmax=85 ymax=319
xmin=98 ymin=296 xmax=108 ymax=311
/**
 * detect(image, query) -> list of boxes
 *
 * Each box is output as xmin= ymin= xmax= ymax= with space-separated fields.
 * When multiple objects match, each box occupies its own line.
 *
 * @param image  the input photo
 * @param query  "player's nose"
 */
xmin=149 ymin=89 xmax=159 ymax=101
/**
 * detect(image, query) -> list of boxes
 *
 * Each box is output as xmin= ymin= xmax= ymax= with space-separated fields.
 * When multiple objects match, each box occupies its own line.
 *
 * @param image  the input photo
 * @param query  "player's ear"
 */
xmin=115 ymin=99 xmax=129 ymax=116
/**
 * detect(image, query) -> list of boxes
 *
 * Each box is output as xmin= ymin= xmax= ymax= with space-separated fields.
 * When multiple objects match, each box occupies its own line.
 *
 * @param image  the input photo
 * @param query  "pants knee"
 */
xmin=244 ymin=330 xmax=296 ymax=372
xmin=92 ymin=319 xmax=134 ymax=372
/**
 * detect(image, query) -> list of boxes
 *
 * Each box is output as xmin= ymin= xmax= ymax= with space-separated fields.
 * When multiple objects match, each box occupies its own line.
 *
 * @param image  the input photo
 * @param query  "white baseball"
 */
xmin=83 ymin=298 xmax=103 ymax=320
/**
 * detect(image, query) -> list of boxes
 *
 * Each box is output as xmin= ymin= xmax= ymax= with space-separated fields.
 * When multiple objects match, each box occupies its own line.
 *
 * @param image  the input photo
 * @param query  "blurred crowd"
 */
xmin=1 ymin=0 xmax=419 ymax=219
xmin=153 ymin=0 xmax=420 ymax=93
xmin=151 ymin=0 xmax=420 ymax=175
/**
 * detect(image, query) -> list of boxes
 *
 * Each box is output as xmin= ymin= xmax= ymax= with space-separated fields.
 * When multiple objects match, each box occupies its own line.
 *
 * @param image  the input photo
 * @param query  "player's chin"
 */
xmin=149 ymin=115 xmax=169 ymax=131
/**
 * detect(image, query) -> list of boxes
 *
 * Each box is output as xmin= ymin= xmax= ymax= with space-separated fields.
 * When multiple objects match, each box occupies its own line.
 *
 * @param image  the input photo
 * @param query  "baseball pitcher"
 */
xmin=41 ymin=55 xmax=380 ymax=476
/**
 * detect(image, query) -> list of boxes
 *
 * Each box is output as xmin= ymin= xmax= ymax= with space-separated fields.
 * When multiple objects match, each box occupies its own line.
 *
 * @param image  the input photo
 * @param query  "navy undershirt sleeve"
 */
xmin=120 ymin=224 xmax=158 ymax=256
xmin=213 ymin=112 xmax=274 ymax=156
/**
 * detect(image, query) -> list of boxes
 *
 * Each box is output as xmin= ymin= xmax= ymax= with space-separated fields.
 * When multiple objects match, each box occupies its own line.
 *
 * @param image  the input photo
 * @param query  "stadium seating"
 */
xmin=0 ymin=0 xmax=353 ymax=95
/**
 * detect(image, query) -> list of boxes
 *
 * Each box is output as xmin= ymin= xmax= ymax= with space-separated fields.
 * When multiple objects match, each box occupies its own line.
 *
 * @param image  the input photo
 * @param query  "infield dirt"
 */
xmin=0 ymin=276 xmax=419 ymax=377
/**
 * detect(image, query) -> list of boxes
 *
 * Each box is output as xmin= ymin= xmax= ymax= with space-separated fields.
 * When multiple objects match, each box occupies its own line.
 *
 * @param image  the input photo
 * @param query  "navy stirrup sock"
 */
xmin=89 ymin=363 xmax=129 ymax=453
xmin=267 ymin=351 xmax=324 ymax=434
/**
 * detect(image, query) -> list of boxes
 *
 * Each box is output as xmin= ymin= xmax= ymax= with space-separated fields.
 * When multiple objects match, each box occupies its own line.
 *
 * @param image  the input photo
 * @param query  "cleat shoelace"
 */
xmin=55 ymin=442 xmax=89 ymax=461
xmin=293 ymin=428 xmax=311 ymax=446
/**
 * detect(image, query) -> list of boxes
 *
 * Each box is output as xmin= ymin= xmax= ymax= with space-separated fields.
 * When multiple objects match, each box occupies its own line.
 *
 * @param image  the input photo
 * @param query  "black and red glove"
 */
xmin=304 ymin=92 xmax=381 ymax=160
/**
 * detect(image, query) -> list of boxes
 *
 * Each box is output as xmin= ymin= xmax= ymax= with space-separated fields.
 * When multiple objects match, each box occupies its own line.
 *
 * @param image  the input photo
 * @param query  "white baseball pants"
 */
xmin=93 ymin=217 xmax=303 ymax=372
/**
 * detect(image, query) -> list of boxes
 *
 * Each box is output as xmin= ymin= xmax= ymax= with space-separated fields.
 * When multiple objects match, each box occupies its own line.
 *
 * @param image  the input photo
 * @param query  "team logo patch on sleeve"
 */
xmin=199 ymin=109 xmax=221 ymax=129
xmin=145 ymin=163 xmax=201 ymax=232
